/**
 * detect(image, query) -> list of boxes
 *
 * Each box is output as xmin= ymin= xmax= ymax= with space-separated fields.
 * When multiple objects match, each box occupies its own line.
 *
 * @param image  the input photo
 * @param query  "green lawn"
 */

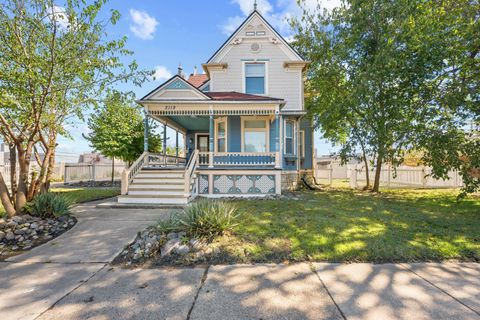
xmin=0 ymin=187 xmax=120 ymax=217
xmin=210 ymin=188 xmax=480 ymax=263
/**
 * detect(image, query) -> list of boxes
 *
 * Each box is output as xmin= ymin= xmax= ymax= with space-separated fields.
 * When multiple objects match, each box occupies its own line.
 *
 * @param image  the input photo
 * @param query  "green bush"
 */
xmin=30 ymin=192 xmax=72 ymax=219
xmin=157 ymin=200 xmax=238 ymax=238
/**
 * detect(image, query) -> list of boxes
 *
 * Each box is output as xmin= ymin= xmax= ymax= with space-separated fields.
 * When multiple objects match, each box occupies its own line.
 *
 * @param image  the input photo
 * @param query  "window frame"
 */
xmin=242 ymin=61 xmax=268 ymax=95
xmin=214 ymin=117 xmax=228 ymax=153
xmin=284 ymin=119 xmax=296 ymax=155
xmin=299 ymin=130 xmax=305 ymax=158
xmin=241 ymin=116 xmax=270 ymax=153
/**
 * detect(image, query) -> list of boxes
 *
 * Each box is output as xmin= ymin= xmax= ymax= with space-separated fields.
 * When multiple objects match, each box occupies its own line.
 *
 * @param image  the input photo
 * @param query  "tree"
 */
xmin=0 ymin=0 xmax=150 ymax=216
xmin=292 ymin=0 xmax=479 ymax=193
xmin=84 ymin=91 xmax=161 ymax=171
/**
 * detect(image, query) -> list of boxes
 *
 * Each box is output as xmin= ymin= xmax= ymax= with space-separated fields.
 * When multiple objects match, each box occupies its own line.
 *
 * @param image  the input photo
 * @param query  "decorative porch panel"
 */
xmin=197 ymin=170 xmax=281 ymax=196
xmin=146 ymin=103 xmax=278 ymax=117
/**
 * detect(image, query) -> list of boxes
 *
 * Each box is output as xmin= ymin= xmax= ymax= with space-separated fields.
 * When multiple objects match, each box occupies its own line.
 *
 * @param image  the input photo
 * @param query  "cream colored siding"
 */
xmin=211 ymin=40 xmax=302 ymax=111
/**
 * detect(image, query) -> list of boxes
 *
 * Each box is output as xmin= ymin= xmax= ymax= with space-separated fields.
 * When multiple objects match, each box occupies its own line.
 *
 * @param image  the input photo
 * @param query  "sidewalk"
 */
xmin=0 ymin=201 xmax=478 ymax=319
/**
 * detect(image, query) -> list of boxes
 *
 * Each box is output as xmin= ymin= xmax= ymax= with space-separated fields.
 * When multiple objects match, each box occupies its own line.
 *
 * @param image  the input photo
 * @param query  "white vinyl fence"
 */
xmin=349 ymin=164 xmax=464 ymax=189
xmin=63 ymin=163 xmax=126 ymax=183
xmin=0 ymin=163 xmax=63 ymax=187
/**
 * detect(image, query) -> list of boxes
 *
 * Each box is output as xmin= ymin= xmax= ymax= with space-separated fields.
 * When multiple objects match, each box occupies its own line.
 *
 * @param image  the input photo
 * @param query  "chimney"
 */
xmin=177 ymin=63 xmax=185 ymax=78
xmin=193 ymin=65 xmax=198 ymax=76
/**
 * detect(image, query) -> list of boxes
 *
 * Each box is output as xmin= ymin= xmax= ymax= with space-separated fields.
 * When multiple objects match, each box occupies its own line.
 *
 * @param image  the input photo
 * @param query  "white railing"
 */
xmin=184 ymin=150 xmax=199 ymax=198
xmin=198 ymin=151 xmax=280 ymax=168
xmin=147 ymin=153 xmax=187 ymax=167
xmin=121 ymin=152 xmax=148 ymax=195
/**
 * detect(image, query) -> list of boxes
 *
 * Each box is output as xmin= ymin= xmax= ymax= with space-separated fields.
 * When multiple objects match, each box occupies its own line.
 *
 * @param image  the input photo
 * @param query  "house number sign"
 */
xmin=165 ymin=105 xmax=176 ymax=110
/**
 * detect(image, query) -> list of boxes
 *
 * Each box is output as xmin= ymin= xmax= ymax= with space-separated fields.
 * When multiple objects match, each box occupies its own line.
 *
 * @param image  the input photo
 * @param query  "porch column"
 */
xmin=143 ymin=111 xmax=149 ymax=152
xmin=175 ymin=130 xmax=179 ymax=158
xmin=209 ymin=115 xmax=214 ymax=151
xmin=163 ymin=123 xmax=167 ymax=165
xmin=275 ymin=112 xmax=281 ymax=168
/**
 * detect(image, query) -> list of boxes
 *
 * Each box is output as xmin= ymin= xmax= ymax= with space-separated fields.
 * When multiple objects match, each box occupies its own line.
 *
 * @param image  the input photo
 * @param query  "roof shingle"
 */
xmin=187 ymin=74 xmax=209 ymax=88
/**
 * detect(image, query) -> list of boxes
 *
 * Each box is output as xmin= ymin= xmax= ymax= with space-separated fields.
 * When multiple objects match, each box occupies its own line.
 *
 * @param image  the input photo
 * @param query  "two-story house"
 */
xmin=119 ymin=7 xmax=313 ymax=204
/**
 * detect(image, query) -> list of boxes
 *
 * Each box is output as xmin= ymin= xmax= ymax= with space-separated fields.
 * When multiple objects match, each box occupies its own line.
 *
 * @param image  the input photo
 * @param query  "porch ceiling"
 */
xmin=168 ymin=116 xmax=210 ymax=131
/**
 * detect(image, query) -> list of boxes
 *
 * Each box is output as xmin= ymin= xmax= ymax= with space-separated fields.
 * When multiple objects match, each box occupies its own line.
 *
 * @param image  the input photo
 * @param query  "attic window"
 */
xmin=256 ymin=31 xmax=266 ymax=36
xmin=246 ymin=31 xmax=255 ymax=36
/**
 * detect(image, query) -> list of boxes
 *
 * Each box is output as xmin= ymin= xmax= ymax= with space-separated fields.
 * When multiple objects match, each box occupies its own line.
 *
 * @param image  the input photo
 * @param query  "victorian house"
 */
xmin=119 ymin=7 xmax=313 ymax=204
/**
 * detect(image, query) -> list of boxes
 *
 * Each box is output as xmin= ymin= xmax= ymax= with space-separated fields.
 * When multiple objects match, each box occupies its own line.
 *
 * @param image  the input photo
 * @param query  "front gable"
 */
xmin=141 ymin=76 xmax=211 ymax=101
xmin=207 ymin=11 xmax=304 ymax=64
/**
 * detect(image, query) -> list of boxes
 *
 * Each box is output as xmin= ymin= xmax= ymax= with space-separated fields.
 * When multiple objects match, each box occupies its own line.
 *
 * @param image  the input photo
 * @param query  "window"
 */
xmin=243 ymin=119 xmax=269 ymax=152
xmin=299 ymin=130 xmax=305 ymax=157
xmin=215 ymin=120 xmax=227 ymax=152
xmin=245 ymin=63 xmax=265 ymax=94
xmin=246 ymin=31 xmax=255 ymax=36
xmin=285 ymin=120 xmax=295 ymax=155
xmin=256 ymin=31 xmax=266 ymax=36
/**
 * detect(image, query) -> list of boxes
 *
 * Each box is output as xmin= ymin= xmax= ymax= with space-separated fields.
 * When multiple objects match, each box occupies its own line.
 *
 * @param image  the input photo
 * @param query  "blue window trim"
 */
xmin=244 ymin=62 xmax=266 ymax=95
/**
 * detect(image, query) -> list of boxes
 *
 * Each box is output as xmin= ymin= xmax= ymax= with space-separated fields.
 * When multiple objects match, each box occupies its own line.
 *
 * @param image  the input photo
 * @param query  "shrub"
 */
xmin=30 ymin=192 xmax=72 ymax=219
xmin=157 ymin=200 xmax=238 ymax=238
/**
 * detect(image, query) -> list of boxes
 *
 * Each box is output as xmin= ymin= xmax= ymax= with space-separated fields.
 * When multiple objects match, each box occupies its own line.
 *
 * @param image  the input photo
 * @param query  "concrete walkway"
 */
xmin=0 ymin=202 xmax=479 ymax=319
xmin=0 ymin=200 xmax=171 ymax=320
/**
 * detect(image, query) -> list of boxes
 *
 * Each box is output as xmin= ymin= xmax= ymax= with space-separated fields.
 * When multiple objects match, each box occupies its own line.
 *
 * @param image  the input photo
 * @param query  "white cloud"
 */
xmin=223 ymin=0 xmax=342 ymax=37
xmin=153 ymin=65 xmax=172 ymax=81
xmin=129 ymin=9 xmax=158 ymax=40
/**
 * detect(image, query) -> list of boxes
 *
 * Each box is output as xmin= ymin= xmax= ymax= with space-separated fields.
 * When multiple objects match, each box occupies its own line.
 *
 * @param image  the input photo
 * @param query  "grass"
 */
xmin=209 ymin=187 xmax=480 ymax=263
xmin=0 ymin=187 xmax=120 ymax=218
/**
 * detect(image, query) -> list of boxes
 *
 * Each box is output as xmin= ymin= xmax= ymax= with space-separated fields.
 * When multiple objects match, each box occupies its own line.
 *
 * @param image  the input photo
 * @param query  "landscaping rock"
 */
xmin=161 ymin=238 xmax=181 ymax=257
xmin=174 ymin=244 xmax=190 ymax=255
xmin=189 ymin=238 xmax=204 ymax=251
xmin=6 ymin=232 xmax=15 ymax=241
xmin=166 ymin=232 xmax=178 ymax=240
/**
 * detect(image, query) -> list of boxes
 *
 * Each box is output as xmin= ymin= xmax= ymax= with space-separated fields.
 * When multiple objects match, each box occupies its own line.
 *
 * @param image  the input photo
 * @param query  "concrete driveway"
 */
xmin=0 ymin=200 xmax=479 ymax=320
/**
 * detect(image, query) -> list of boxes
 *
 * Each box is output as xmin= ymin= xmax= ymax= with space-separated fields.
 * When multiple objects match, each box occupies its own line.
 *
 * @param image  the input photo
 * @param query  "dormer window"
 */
xmin=245 ymin=62 xmax=265 ymax=94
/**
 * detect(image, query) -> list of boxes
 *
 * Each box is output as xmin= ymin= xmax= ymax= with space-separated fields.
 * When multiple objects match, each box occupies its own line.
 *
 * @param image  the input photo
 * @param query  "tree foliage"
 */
xmin=84 ymin=91 xmax=161 ymax=165
xmin=0 ymin=0 xmax=151 ymax=216
xmin=292 ymin=0 xmax=479 ymax=193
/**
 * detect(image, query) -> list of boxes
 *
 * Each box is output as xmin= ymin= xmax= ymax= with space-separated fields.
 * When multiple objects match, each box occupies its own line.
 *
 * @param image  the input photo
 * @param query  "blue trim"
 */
xmin=209 ymin=115 xmax=214 ymax=152
xmin=165 ymin=79 xmax=191 ymax=89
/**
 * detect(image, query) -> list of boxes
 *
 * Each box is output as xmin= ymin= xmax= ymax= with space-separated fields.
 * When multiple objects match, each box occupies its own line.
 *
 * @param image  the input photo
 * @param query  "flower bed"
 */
xmin=0 ymin=214 xmax=76 ymax=260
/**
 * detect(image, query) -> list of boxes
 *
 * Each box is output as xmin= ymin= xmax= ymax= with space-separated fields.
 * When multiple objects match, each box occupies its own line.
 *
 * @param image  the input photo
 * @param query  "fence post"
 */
xmin=63 ymin=164 xmax=67 ymax=184
xmin=92 ymin=163 xmax=96 ymax=182
xmin=349 ymin=164 xmax=357 ymax=189
xmin=421 ymin=165 xmax=427 ymax=188
xmin=328 ymin=164 xmax=333 ymax=186
xmin=387 ymin=164 xmax=391 ymax=189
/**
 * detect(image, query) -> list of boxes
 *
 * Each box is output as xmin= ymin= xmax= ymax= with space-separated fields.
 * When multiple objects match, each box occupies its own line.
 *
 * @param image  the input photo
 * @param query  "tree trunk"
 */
xmin=363 ymin=155 xmax=370 ymax=189
xmin=44 ymin=148 xmax=56 ymax=192
xmin=111 ymin=157 xmax=115 ymax=185
xmin=8 ymin=143 xmax=17 ymax=206
xmin=0 ymin=173 xmax=16 ymax=217
xmin=15 ymin=146 xmax=29 ymax=213
xmin=372 ymin=156 xmax=383 ymax=192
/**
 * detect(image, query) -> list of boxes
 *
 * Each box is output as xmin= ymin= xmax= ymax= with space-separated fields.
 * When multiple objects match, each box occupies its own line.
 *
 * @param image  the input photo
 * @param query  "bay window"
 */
xmin=215 ymin=119 xmax=227 ymax=152
xmin=242 ymin=118 xmax=269 ymax=152
xmin=285 ymin=120 xmax=295 ymax=155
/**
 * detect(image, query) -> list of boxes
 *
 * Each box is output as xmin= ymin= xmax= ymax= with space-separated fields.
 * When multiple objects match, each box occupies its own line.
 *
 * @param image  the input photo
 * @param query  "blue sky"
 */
xmin=56 ymin=0 xmax=340 ymax=162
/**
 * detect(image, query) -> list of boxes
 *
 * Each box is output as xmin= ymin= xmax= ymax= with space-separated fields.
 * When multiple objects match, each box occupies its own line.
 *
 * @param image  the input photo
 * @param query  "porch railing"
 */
xmin=198 ymin=152 xmax=281 ymax=168
xmin=147 ymin=153 xmax=187 ymax=167
xmin=184 ymin=150 xmax=199 ymax=198
xmin=121 ymin=151 xmax=148 ymax=195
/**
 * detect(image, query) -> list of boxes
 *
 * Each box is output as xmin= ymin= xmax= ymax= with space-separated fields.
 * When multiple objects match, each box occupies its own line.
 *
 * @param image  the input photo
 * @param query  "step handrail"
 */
xmin=184 ymin=150 xmax=199 ymax=194
xmin=121 ymin=151 xmax=148 ymax=195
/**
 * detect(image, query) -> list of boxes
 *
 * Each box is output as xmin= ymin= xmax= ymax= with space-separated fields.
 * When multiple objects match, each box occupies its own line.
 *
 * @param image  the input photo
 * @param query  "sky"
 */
xmin=55 ymin=0 xmax=341 ymax=162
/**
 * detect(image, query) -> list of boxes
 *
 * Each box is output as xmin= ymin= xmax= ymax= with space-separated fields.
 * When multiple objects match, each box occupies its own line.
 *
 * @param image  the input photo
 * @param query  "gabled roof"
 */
xmin=187 ymin=74 xmax=209 ymax=88
xmin=140 ymin=75 xmax=211 ymax=101
xmin=207 ymin=10 xmax=304 ymax=63
xmin=207 ymin=92 xmax=283 ymax=101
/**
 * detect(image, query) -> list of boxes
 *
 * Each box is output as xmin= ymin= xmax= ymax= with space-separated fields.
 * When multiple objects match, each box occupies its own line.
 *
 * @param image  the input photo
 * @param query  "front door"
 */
xmin=196 ymin=135 xmax=209 ymax=152
xmin=196 ymin=134 xmax=209 ymax=164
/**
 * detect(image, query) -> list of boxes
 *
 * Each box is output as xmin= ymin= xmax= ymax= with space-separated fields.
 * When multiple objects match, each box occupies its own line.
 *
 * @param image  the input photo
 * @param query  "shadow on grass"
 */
xmin=220 ymin=189 xmax=480 ymax=263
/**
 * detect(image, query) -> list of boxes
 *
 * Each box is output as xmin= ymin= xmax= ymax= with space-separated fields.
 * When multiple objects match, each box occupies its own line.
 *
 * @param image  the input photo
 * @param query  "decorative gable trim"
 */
xmin=206 ymin=10 xmax=304 ymax=64
xmin=140 ymin=75 xmax=211 ymax=101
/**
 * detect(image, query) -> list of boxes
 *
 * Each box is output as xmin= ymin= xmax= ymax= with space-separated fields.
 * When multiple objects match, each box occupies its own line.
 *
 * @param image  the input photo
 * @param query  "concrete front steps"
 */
xmin=117 ymin=169 xmax=192 ymax=205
